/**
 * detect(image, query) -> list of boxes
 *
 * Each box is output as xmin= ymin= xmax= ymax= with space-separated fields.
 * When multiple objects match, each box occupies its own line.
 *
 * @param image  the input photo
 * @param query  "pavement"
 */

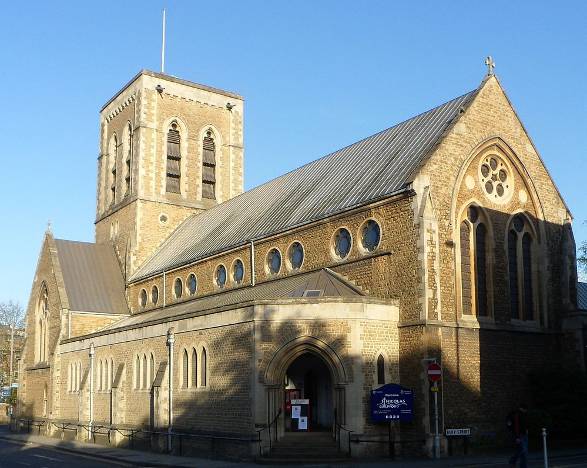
xmin=1 ymin=425 xmax=587 ymax=467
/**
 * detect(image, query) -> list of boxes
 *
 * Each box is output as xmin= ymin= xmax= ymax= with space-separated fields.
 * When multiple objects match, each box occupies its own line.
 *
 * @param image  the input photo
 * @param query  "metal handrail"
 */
xmin=255 ymin=408 xmax=281 ymax=457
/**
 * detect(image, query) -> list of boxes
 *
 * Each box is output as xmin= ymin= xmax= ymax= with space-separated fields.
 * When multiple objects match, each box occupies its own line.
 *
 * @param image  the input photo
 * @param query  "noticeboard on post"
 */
xmin=370 ymin=383 xmax=414 ymax=423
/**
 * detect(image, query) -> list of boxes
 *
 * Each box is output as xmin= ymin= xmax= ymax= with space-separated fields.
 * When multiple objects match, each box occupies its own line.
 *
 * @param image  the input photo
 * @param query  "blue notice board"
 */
xmin=370 ymin=383 xmax=414 ymax=422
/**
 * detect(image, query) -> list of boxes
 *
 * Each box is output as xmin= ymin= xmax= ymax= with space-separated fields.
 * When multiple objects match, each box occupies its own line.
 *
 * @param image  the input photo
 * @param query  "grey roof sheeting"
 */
xmin=578 ymin=282 xmax=587 ymax=311
xmin=131 ymin=89 xmax=478 ymax=282
xmin=54 ymin=239 xmax=129 ymax=314
xmin=101 ymin=269 xmax=363 ymax=332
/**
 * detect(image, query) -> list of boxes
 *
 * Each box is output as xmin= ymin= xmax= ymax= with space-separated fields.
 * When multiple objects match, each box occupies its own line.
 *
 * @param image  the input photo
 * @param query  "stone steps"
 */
xmin=262 ymin=432 xmax=349 ymax=463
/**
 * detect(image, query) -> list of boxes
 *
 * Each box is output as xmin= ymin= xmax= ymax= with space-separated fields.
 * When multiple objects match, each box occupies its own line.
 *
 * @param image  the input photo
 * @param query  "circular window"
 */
xmin=479 ymin=155 xmax=512 ymax=203
xmin=174 ymin=278 xmax=183 ymax=299
xmin=333 ymin=228 xmax=352 ymax=259
xmin=267 ymin=249 xmax=282 ymax=275
xmin=288 ymin=242 xmax=304 ymax=270
xmin=215 ymin=265 xmax=227 ymax=288
xmin=233 ymin=259 xmax=244 ymax=284
xmin=187 ymin=273 xmax=197 ymax=295
xmin=139 ymin=289 xmax=147 ymax=308
xmin=151 ymin=285 xmax=159 ymax=305
xmin=361 ymin=220 xmax=381 ymax=252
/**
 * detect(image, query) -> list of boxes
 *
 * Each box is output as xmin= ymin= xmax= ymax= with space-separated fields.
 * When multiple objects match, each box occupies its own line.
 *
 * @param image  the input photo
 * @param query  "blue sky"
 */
xmin=0 ymin=1 xmax=585 ymax=307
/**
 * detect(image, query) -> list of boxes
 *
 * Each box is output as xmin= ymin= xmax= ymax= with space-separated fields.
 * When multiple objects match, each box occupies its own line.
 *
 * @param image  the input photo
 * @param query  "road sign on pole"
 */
xmin=428 ymin=362 xmax=442 ymax=382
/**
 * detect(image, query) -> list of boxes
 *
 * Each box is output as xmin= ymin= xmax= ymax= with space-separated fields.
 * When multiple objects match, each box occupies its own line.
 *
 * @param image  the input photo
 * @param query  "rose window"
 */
xmin=479 ymin=155 xmax=512 ymax=202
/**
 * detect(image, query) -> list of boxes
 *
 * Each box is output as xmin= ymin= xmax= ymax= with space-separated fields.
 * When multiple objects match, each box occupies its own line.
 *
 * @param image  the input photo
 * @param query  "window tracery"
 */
xmin=508 ymin=214 xmax=536 ymax=321
xmin=458 ymin=205 xmax=490 ymax=317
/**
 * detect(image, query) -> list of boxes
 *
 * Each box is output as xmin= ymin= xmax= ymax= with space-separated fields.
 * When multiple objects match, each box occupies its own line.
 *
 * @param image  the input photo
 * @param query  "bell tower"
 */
xmin=95 ymin=70 xmax=244 ymax=278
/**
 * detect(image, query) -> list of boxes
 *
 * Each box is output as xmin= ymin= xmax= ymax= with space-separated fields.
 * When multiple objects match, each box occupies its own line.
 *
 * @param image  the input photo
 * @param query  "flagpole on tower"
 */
xmin=161 ymin=9 xmax=166 ymax=73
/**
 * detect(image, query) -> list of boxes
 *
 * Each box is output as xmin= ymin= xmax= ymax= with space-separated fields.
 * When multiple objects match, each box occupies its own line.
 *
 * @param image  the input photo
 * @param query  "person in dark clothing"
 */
xmin=508 ymin=404 xmax=529 ymax=468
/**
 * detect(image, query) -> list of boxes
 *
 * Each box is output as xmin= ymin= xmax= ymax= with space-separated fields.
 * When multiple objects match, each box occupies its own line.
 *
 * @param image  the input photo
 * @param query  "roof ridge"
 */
xmin=131 ymin=88 xmax=477 ymax=282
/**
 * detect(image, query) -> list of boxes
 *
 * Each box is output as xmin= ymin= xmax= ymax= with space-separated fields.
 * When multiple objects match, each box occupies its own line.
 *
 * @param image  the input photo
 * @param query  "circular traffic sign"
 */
xmin=427 ymin=362 xmax=442 ymax=382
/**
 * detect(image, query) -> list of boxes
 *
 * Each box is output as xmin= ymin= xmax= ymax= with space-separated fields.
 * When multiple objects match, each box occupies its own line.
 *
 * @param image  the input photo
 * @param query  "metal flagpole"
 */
xmin=161 ymin=9 xmax=166 ymax=73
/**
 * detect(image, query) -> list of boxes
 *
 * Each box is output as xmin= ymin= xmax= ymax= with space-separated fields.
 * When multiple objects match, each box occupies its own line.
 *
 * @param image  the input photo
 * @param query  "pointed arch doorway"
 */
xmin=284 ymin=352 xmax=333 ymax=431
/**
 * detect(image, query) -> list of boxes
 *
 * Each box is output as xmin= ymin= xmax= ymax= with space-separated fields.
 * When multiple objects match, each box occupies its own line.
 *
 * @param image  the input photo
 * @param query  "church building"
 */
xmin=16 ymin=66 xmax=584 ymax=459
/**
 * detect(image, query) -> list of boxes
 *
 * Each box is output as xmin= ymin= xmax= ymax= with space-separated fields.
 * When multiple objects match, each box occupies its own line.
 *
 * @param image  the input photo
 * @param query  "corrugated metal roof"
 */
xmin=578 ymin=282 xmax=587 ymax=311
xmin=54 ymin=239 xmax=129 ymax=314
xmin=131 ymin=89 xmax=478 ymax=282
xmin=102 ymin=269 xmax=363 ymax=332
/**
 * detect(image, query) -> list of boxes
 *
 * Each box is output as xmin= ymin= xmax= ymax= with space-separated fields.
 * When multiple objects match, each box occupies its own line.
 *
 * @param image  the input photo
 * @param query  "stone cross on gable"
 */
xmin=485 ymin=56 xmax=495 ymax=76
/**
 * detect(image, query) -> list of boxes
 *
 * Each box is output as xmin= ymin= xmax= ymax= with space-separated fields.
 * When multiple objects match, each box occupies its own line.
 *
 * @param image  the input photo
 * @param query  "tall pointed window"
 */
xmin=200 ymin=347 xmax=207 ymax=387
xmin=182 ymin=349 xmax=189 ymax=388
xmin=110 ymin=134 xmax=118 ymax=205
xmin=376 ymin=354 xmax=385 ymax=385
xmin=166 ymin=122 xmax=181 ymax=193
xmin=191 ymin=348 xmax=198 ymax=388
xmin=36 ymin=285 xmax=49 ymax=363
xmin=124 ymin=122 xmax=133 ymax=196
xmin=202 ymin=130 xmax=216 ymax=199
xmin=508 ymin=214 xmax=536 ymax=321
xmin=459 ymin=205 xmax=490 ymax=317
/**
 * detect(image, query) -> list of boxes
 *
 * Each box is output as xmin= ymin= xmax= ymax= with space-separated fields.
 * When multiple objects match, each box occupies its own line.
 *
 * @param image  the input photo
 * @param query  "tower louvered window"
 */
xmin=508 ymin=215 xmax=536 ymax=321
xmin=202 ymin=130 xmax=216 ymax=199
xmin=166 ymin=123 xmax=181 ymax=193
xmin=111 ymin=135 xmax=117 ymax=205
xmin=125 ymin=122 xmax=132 ymax=196
xmin=459 ymin=206 xmax=490 ymax=317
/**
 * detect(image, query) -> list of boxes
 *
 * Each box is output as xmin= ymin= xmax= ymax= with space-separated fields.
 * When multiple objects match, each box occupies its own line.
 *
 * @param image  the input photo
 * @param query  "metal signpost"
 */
xmin=427 ymin=362 xmax=442 ymax=459
xmin=370 ymin=383 xmax=414 ymax=459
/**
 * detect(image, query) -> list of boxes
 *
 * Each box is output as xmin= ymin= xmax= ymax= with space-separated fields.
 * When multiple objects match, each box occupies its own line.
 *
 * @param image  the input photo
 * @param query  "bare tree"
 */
xmin=0 ymin=301 xmax=25 ymax=329
xmin=0 ymin=301 xmax=24 ymax=388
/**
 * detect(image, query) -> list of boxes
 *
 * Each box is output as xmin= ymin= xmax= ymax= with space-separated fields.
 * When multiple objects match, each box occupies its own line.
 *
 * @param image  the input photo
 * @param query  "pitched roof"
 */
xmin=97 ymin=269 xmax=365 ymax=334
xmin=131 ymin=88 xmax=478 ymax=282
xmin=54 ymin=239 xmax=129 ymax=314
xmin=578 ymin=282 xmax=587 ymax=311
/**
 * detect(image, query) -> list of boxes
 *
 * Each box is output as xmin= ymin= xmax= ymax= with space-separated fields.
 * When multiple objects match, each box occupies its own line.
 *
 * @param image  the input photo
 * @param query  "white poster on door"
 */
xmin=298 ymin=416 xmax=308 ymax=430
xmin=291 ymin=405 xmax=301 ymax=419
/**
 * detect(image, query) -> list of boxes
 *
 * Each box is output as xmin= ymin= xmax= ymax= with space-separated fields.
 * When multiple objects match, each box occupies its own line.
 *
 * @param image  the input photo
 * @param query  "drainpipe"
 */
xmin=88 ymin=342 xmax=95 ymax=440
xmin=166 ymin=328 xmax=175 ymax=452
xmin=250 ymin=240 xmax=255 ymax=286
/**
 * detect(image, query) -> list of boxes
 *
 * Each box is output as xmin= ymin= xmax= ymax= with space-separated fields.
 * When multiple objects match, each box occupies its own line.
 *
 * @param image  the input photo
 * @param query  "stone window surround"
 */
xmin=357 ymin=217 xmax=383 ymax=255
xmin=265 ymin=247 xmax=283 ymax=276
xmin=178 ymin=344 xmax=209 ymax=392
xmin=231 ymin=257 xmax=245 ymax=285
xmin=133 ymin=352 xmax=156 ymax=391
xmin=173 ymin=277 xmax=183 ymax=299
xmin=330 ymin=226 xmax=353 ymax=261
xmin=285 ymin=240 xmax=305 ymax=272
xmin=455 ymin=202 xmax=495 ymax=322
xmin=506 ymin=211 xmax=540 ymax=324
xmin=214 ymin=263 xmax=227 ymax=289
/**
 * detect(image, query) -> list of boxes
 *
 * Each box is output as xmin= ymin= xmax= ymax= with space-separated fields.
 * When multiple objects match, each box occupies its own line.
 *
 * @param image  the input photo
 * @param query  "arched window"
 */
xmin=124 ymin=122 xmax=133 ymax=196
xmin=202 ymin=130 xmax=216 ymax=199
xmin=166 ymin=122 xmax=181 ymax=193
xmin=109 ymin=358 xmax=114 ymax=390
xmin=135 ymin=355 xmax=140 ymax=389
xmin=149 ymin=353 xmax=155 ymax=387
xmin=191 ymin=348 xmax=198 ymax=388
xmin=77 ymin=362 xmax=81 ymax=391
xmin=459 ymin=205 xmax=490 ymax=317
xmin=182 ymin=349 xmax=189 ymax=388
xmin=376 ymin=354 xmax=385 ymax=385
xmin=200 ymin=347 xmax=207 ymax=387
xmin=508 ymin=214 xmax=536 ymax=321
xmin=142 ymin=354 xmax=147 ymax=389
xmin=98 ymin=360 xmax=103 ymax=391
xmin=110 ymin=134 xmax=118 ymax=205
xmin=37 ymin=286 xmax=49 ymax=362
xmin=68 ymin=362 xmax=72 ymax=392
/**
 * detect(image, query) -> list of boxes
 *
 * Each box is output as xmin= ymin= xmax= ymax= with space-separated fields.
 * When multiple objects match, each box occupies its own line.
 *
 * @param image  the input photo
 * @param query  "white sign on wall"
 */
xmin=291 ymin=405 xmax=301 ymax=419
xmin=298 ymin=417 xmax=308 ymax=430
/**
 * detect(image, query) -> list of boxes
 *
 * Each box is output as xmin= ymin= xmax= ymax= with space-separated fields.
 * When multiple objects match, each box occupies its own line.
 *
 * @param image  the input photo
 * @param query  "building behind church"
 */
xmin=14 ymin=68 xmax=586 ymax=460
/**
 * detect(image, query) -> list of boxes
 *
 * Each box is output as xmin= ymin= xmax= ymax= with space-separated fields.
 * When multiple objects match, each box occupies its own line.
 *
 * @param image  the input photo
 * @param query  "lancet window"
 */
xmin=508 ymin=214 xmax=536 ymax=321
xmin=459 ymin=205 xmax=490 ymax=317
